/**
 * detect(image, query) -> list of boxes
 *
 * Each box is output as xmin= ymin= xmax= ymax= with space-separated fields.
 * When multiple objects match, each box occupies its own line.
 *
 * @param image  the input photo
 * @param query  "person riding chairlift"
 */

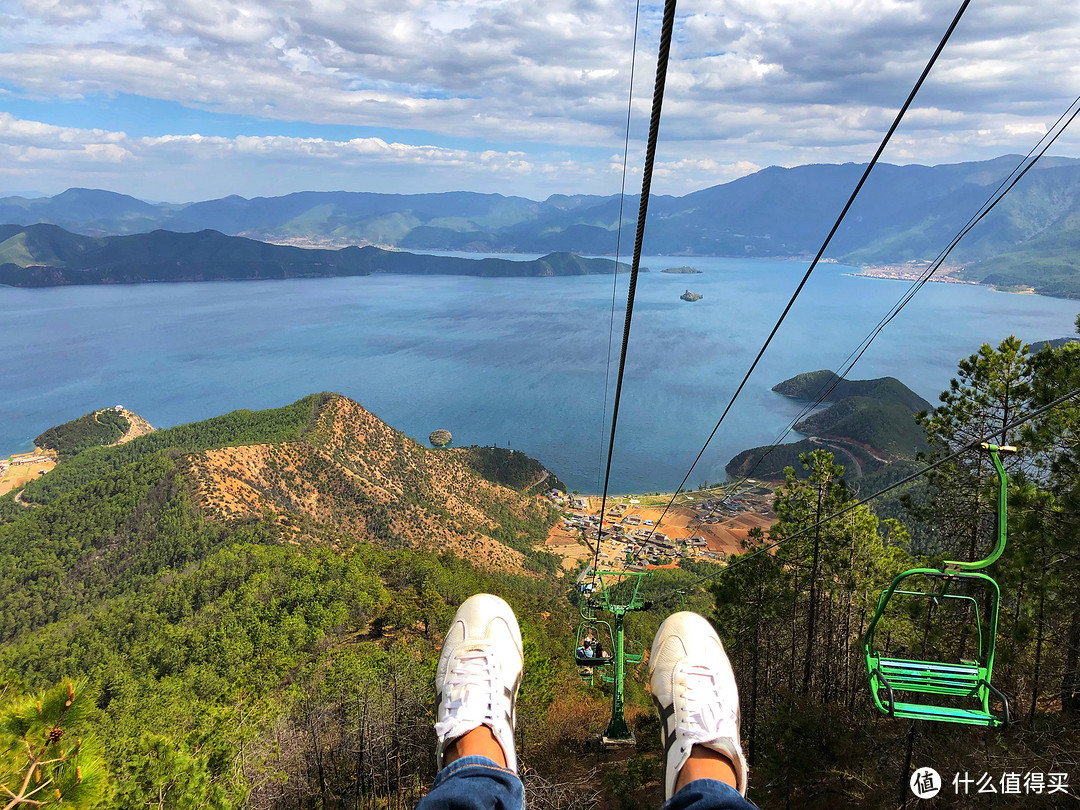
xmin=576 ymin=638 xmax=595 ymax=659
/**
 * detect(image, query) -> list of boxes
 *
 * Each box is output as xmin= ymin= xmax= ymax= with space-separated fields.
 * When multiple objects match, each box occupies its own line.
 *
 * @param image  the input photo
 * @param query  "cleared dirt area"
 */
xmin=640 ymin=502 xmax=774 ymax=556
xmin=0 ymin=453 xmax=56 ymax=497
xmin=544 ymin=485 xmax=776 ymax=569
xmin=545 ymin=524 xmax=592 ymax=571
xmin=113 ymin=409 xmax=155 ymax=444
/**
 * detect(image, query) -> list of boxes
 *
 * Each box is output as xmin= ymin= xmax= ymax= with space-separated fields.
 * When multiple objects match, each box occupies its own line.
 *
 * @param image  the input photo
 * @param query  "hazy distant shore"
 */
xmin=848 ymin=262 xmax=990 ymax=287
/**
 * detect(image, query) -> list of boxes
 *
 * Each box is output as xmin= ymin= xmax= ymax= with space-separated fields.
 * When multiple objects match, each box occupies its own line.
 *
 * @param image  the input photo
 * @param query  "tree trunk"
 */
xmin=802 ymin=488 xmax=825 ymax=694
xmin=748 ymin=582 xmax=762 ymax=766
xmin=1062 ymin=606 xmax=1080 ymax=715
xmin=1029 ymin=580 xmax=1046 ymax=725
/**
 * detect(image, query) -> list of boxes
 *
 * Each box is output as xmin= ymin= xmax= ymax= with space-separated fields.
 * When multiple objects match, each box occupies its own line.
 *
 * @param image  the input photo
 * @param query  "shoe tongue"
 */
xmin=681 ymin=668 xmax=726 ymax=739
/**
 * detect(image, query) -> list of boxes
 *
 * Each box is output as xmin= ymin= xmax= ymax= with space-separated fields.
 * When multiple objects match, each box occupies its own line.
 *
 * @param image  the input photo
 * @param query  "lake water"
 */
xmin=2 ymin=257 xmax=1077 ymax=493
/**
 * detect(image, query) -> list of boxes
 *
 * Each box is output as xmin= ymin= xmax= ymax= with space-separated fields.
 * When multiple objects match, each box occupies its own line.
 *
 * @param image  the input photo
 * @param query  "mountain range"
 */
xmin=3 ymin=155 xmax=1080 ymax=296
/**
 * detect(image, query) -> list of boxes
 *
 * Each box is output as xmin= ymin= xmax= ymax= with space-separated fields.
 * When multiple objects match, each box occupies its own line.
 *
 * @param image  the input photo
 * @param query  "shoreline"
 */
xmin=843 ymin=261 xmax=1042 ymax=296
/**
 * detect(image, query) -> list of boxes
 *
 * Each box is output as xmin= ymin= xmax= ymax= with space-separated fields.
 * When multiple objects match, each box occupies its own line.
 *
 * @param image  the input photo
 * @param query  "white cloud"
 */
xmin=0 ymin=114 xmax=557 ymax=198
xmin=0 ymin=0 xmax=1078 ymax=197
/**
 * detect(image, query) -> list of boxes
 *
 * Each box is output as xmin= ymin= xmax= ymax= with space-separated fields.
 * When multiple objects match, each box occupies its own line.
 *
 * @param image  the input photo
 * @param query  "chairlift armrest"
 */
xmin=984 ymin=680 xmax=1010 ymax=726
xmin=873 ymin=666 xmax=896 ymax=717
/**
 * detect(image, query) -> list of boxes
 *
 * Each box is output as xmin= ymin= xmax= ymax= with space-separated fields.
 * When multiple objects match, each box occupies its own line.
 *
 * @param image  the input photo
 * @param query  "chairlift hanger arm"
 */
xmin=945 ymin=444 xmax=1011 ymax=571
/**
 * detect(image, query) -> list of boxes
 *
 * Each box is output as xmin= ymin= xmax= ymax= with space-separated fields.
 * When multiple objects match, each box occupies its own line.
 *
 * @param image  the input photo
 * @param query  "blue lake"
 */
xmin=2 ymin=257 xmax=1077 ymax=493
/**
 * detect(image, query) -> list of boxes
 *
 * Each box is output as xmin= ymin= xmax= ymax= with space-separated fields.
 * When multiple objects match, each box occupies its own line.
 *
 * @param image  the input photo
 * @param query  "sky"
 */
xmin=0 ymin=0 xmax=1078 ymax=202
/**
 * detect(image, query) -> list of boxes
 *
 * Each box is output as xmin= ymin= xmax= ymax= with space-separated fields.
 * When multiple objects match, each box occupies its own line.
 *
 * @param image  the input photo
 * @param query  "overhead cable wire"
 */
xmin=590 ymin=0 xmax=645 ymax=582
xmin=654 ymin=384 xmax=1080 ymax=607
xmin=595 ymin=0 xmax=643 ymax=499
xmin=639 ymin=0 xmax=971 ymax=543
xmin=593 ymin=0 xmax=680 ymax=567
xmin=691 ymin=93 xmax=1080 ymax=526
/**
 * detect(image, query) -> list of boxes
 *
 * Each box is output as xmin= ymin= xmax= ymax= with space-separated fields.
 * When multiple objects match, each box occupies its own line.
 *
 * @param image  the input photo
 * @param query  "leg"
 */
xmin=650 ymin=611 xmax=758 ymax=810
xmin=419 ymin=594 xmax=525 ymax=810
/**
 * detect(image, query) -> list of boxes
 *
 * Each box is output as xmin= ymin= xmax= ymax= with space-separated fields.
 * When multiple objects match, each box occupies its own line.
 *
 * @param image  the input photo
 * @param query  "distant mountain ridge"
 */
xmin=5 ymin=156 xmax=1080 ymax=297
xmin=0 ymin=224 xmax=627 ymax=286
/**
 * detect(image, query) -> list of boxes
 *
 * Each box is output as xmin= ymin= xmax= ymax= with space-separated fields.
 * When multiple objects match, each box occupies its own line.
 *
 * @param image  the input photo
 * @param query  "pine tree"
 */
xmin=0 ymin=680 xmax=107 ymax=809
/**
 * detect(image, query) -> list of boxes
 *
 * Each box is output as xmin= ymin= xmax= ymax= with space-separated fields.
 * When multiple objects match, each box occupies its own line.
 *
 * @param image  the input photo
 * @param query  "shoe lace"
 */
xmin=676 ymin=664 xmax=736 ymax=746
xmin=435 ymin=646 xmax=506 ymax=739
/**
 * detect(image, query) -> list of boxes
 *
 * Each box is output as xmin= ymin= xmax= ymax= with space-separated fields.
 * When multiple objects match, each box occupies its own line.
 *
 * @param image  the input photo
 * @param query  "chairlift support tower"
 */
xmin=577 ymin=569 xmax=652 ymax=745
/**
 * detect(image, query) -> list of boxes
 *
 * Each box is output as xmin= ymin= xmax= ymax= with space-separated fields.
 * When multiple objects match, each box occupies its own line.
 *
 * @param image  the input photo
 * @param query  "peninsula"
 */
xmin=0 ymin=224 xmax=630 ymax=287
xmin=726 ymin=371 xmax=930 ymax=481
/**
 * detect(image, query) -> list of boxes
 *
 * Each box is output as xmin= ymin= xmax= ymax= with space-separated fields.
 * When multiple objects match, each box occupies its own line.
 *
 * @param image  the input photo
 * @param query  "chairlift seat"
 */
xmin=862 ymin=444 xmax=1015 ymax=729
xmin=576 ymin=653 xmax=613 ymax=667
xmin=868 ymin=654 xmax=1009 ymax=727
xmin=888 ymin=702 xmax=1000 ymax=726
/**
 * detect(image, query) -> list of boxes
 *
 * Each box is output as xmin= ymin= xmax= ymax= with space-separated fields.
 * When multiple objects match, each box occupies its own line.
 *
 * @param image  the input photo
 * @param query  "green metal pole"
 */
xmin=605 ymin=610 xmax=633 ymax=741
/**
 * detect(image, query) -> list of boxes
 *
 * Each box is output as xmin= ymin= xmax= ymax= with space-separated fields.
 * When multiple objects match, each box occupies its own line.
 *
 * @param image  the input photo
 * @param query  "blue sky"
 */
xmin=0 ymin=0 xmax=1077 ymax=202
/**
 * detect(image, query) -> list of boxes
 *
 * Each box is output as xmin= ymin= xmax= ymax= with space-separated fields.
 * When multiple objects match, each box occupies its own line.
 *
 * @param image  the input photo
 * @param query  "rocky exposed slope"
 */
xmin=186 ymin=395 xmax=556 ymax=573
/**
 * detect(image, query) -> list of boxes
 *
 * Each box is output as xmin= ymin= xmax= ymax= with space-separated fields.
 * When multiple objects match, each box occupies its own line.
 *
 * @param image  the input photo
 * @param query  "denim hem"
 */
xmin=431 ymin=755 xmax=518 ymax=789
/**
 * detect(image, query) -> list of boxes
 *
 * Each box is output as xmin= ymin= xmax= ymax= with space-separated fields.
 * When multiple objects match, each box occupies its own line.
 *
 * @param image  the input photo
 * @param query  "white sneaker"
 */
xmin=434 ymin=593 xmax=524 ymax=772
xmin=649 ymin=611 xmax=748 ymax=800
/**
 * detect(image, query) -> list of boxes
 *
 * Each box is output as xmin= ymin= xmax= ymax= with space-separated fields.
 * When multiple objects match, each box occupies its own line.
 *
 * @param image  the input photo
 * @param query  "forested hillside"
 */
xmin=0 ymin=394 xmax=596 ymax=809
xmin=715 ymin=326 xmax=1080 ymax=808
xmin=0 ymin=224 xmax=627 ymax=286
xmin=2 ymin=328 xmax=1079 ymax=809
xmin=727 ymin=372 xmax=930 ymax=480
xmin=34 ymin=409 xmax=128 ymax=458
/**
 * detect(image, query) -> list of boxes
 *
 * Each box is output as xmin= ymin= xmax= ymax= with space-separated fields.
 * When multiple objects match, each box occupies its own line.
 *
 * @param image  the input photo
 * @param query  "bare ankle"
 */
xmin=444 ymin=726 xmax=508 ymax=769
xmin=675 ymin=746 xmax=738 ymax=793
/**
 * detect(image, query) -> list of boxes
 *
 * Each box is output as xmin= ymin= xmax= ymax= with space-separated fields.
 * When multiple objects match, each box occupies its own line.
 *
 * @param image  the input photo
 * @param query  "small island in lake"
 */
xmin=663 ymin=266 xmax=703 ymax=274
xmin=680 ymin=290 xmax=703 ymax=302
xmin=429 ymin=429 xmax=453 ymax=447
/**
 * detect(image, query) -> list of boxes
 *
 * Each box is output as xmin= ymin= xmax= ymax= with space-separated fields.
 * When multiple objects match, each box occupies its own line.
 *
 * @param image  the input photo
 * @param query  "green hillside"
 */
xmin=34 ymin=409 xmax=129 ymax=458
xmin=725 ymin=437 xmax=884 ymax=481
xmin=957 ymin=224 xmax=1080 ymax=298
xmin=0 ymin=225 xmax=628 ymax=286
xmin=0 ymin=395 xmax=585 ymax=809
xmin=18 ymin=394 xmax=327 ymax=505
xmin=794 ymin=396 xmax=929 ymax=458
xmin=772 ymin=370 xmax=931 ymax=412
xmin=728 ymin=371 xmax=930 ymax=481
xmin=453 ymin=446 xmax=568 ymax=493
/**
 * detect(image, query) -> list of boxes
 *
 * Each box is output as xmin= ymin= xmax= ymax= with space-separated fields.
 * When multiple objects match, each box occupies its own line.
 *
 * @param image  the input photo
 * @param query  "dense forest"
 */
xmin=2 ymin=323 xmax=1079 ymax=808
xmin=33 ymin=409 xmax=128 ymax=458
xmin=452 ymin=446 xmax=568 ymax=495
xmin=714 ymin=323 xmax=1080 ymax=808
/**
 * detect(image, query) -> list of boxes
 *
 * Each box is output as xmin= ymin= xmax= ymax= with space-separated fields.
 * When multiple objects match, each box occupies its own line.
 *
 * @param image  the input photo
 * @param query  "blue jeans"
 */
xmin=417 ymin=757 xmax=757 ymax=810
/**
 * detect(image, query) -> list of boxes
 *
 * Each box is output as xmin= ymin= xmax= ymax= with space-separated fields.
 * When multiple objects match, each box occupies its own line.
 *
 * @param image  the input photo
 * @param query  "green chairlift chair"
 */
xmin=863 ymin=444 xmax=1014 ymax=727
xmin=575 ymin=617 xmax=615 ymax=667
